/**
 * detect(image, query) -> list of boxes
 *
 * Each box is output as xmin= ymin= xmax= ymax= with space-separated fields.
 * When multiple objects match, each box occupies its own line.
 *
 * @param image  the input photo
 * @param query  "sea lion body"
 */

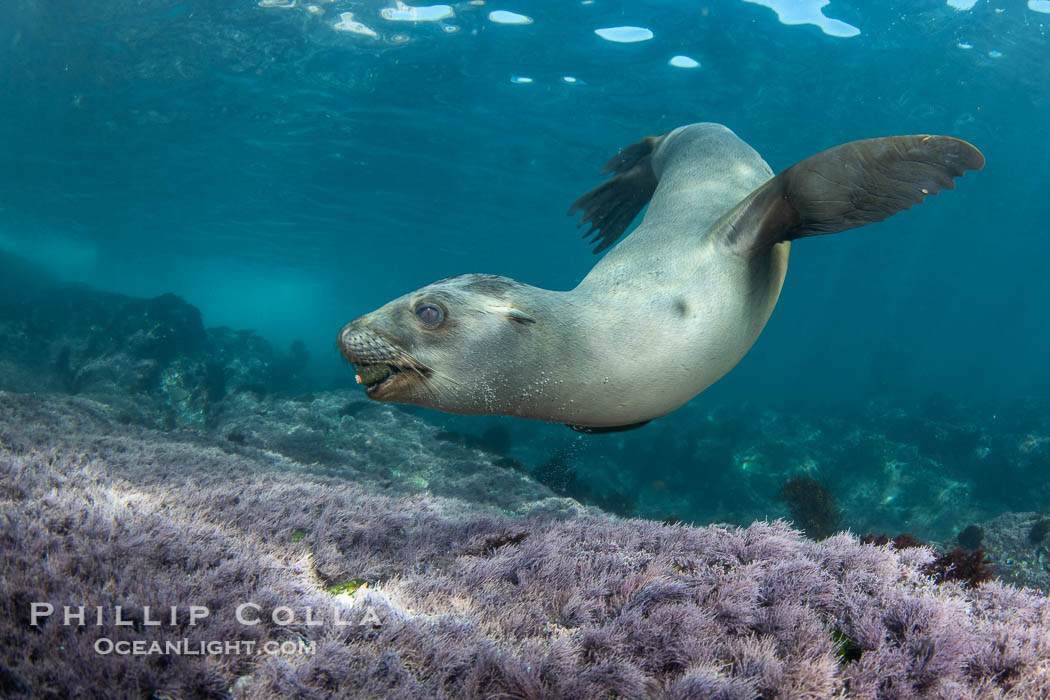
xmin=339 ymin=123 xmax=983 ymax=429
xmin=566 ymin=125 xmax=786 ymax=424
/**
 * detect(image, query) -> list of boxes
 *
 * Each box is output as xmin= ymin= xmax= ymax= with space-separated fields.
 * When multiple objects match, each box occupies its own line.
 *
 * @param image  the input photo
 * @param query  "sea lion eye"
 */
xmin=415 ymin=304 xmax=444 ymax=329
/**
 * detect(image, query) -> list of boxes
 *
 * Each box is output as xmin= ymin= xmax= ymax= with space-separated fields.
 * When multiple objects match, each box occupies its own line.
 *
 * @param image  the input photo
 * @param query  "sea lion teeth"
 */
xmin=338 ymin=123 xmax=983 ymax=429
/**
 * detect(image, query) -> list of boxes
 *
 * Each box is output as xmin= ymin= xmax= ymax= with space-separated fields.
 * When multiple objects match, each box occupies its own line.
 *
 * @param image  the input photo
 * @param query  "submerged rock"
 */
xmin=2 ymin=257 xmax=1050 ymax=694
xmin=0 ymin=256 xmax=309 ymax=429
xmin=1 ymin=392 xmax=1048 ymax=698
xmin=973 ymin=511 xmax=1050 ymax=591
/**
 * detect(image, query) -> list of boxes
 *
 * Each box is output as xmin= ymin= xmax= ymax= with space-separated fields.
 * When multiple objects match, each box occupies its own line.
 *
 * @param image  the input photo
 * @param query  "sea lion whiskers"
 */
xmin=394 ymin=349 xmax=463 ymax=402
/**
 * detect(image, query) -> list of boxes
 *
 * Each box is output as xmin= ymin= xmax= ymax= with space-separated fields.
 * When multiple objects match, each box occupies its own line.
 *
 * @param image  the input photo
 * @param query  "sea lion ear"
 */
xmin=722 ymin=134 xmax=985 ymax=254
xmin=491 ymin=306 xmax=536 ymax=325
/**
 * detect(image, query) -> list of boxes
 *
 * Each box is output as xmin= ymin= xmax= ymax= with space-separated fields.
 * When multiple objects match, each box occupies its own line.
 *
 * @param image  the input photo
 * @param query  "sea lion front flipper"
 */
xmin=568 ymin=135 xmax=663 ymax=254
xmin=722 ymin=135 xmax=985 ymax=254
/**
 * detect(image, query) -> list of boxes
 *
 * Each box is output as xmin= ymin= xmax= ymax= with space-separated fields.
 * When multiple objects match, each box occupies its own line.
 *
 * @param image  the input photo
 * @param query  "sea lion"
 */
xmin=338 ymin=123 xmax=983 ymax=431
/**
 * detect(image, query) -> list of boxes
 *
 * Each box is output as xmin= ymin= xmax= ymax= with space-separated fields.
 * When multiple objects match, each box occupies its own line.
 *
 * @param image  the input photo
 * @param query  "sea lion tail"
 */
xmin=723 ymin=135 xmax=985 ymax=254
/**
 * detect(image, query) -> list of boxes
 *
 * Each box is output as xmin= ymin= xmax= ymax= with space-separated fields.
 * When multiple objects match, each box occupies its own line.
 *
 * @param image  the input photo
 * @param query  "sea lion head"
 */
xmin=338 ymin=273 xmax=548 ymax=414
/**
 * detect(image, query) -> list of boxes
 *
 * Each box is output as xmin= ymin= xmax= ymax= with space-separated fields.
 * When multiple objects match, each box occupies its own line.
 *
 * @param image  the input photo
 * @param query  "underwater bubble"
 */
xmin=305 ymin=4 xmax=322 ymax=14
xmin=742 ymin=0 xmax=860 ymax=38
xmin=258 ymin=0 xmax=295 ymax=7
xmin=561 ymin=76 xmax=578 ymax=83
xmin=957 ymin=41 xmax=974 ymax=49
xmin=443 ymin=24 xmax=460 ymax=32
xmin=988 ymin=49 xmax=1002 ymax=57
xmin=381 ymin=1 xmax=454 ymax=21
xmin=1030 ymin=0 xmax=1050 ymax=13
xmin=669 ymin=55 xmax=700 ymax=68
xmin=511 ymin=76 xmax=534 ymax=83
xmin=594 ymin=26 xmax=654 ymax=43
xmin=947 ymin=0 xmax=978 ymax=9
xmin=489 ymin=10 xmax=532 ymax=24
xmin=334 ymin=12 xmax=379 ymax=37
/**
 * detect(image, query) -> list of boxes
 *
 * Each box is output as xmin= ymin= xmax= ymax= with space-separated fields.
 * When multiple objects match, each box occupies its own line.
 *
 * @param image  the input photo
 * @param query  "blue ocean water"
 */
xmin=0 ymin=1 xmax=1047 ymax=529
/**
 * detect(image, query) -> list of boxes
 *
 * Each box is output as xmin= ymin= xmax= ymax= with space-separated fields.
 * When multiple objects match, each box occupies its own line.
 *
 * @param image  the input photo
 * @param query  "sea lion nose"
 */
xmin=337 ymin=319 xmax=366 ymax=357
xmin=337 ymin=317 xmax=401 ymax=365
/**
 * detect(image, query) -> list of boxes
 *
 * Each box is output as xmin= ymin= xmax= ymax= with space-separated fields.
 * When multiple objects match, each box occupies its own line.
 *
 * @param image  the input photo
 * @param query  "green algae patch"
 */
xmin=831 ymin=628 xmax=863 ymax=664
xmin=291 ymin=530 xmax=309 ymax=542
xmin=326 ymin=579 xmax=368 ymax=596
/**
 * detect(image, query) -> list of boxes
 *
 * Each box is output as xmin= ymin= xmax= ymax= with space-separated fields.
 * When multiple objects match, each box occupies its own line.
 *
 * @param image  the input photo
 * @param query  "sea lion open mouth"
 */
xmin=353 ymin=362 xmax=410 ymax=397
xmin=347 ymin=358 xmax=427 ymax=400
xmin=337 ymin=323 xmax=430 ymax=400
xmin=355 ymin=363 xmax=396 ymax=388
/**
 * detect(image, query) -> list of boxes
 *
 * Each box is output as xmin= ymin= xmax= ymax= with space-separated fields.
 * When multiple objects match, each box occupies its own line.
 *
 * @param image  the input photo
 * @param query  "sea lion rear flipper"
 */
xmin=568 ymin=135 xmax=663 ymax=254
xmin=566 ymin=420 xmax=651 ymax=434
xmin=723 ymin=135 xmax=985 ymax=254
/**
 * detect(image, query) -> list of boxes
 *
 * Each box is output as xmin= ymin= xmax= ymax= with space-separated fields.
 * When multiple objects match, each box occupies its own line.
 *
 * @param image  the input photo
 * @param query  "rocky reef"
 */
xmin=2 ymin=259 xmax=1050 ymax=696
xmin=467 ymin=393 xmax=1050 ymax=568
xmin=0 ymin=252 xmax=309 ymax=430
xmin=3 ymin=391 xmax=1050 ymax=698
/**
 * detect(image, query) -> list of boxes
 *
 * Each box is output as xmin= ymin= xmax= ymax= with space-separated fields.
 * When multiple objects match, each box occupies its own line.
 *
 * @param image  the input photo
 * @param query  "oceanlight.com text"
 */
xmin=94 ymin=638 xmax=316 ymax=656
